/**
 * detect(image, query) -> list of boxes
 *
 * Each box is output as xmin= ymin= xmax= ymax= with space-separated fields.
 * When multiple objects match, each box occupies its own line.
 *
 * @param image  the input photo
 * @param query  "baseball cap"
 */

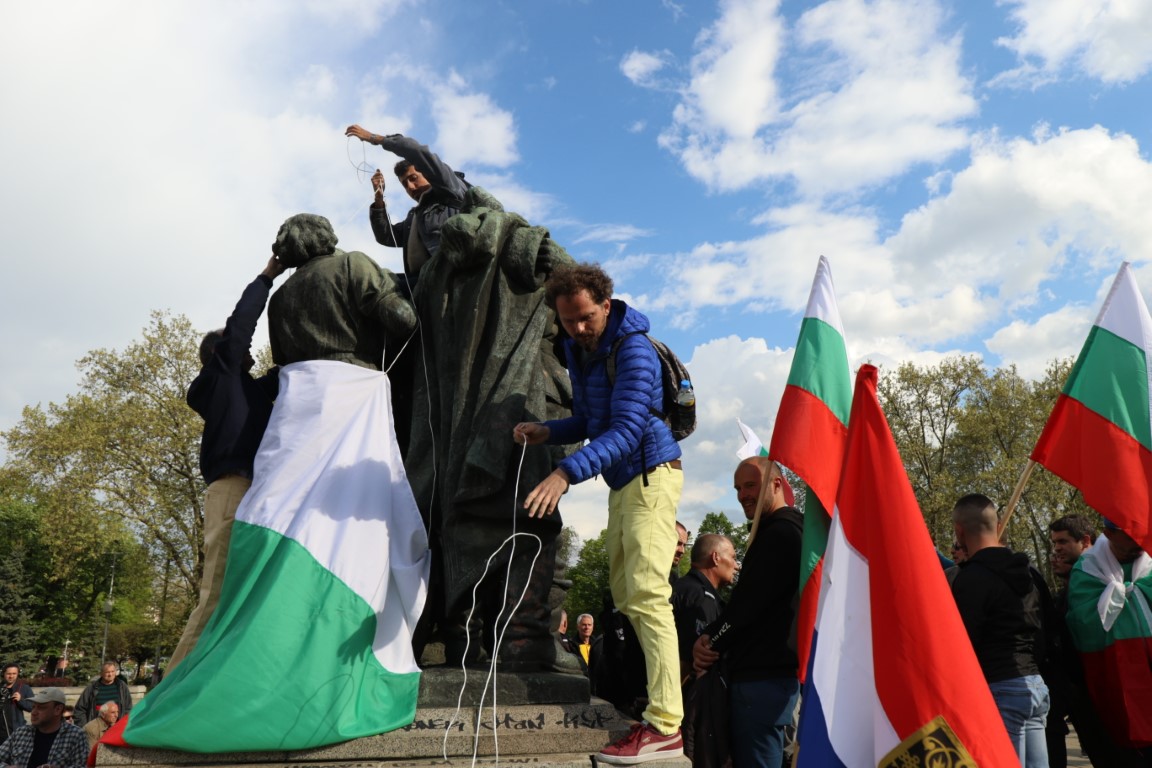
xmin=28 ymin=688 xmax=66 ymax=705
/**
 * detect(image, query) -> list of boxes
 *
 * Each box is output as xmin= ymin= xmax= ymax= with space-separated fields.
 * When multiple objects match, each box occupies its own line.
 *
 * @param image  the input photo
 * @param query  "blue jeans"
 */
xmin=730 ymin=678 xmax=800 ymax=768
xmin=989 ymin=674 xmax=1050 ymax=768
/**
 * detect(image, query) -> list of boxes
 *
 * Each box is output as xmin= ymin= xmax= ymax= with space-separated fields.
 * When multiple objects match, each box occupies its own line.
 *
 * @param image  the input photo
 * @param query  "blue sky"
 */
xmin=3 ymin=0 xmax=1152 ymax=543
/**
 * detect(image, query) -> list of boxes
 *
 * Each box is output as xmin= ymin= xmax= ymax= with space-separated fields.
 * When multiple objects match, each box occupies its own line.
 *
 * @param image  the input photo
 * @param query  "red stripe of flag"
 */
xmin=1032 ymin=394 xmax=1152 ymax=554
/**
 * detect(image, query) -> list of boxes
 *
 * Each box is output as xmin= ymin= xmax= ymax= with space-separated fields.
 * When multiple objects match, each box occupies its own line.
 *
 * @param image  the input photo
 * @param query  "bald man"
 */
xmin=950 ymin=493 xmax=1049 ymax=768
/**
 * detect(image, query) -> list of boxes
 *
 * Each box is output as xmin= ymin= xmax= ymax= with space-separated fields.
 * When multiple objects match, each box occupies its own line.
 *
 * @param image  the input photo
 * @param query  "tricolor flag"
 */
xmin=116 ymin=361 xmax=430 ymax=753
xmin=1032 ymin=261 xmax=1152 ymax=554
xmin=796 ymin=365 xmax=1017 ymax=767
xmin=768 ymin=256 xmax=851 ymax=683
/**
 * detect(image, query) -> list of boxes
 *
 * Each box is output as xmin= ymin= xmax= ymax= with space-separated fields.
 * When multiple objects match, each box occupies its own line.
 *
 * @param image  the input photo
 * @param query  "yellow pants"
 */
xmin=167 ymin=474 xmax=250 ymax=672
xmin=606 ymin=464 xmax=684 ymax=735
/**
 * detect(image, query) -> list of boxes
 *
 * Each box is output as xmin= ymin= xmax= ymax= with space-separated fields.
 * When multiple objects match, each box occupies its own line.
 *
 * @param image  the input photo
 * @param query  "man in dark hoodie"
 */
xmin=171 ymin=255 xmax=286 ymax=672
xmin=691 ymin=458 xmax=803 ymax=768
xmin=950 ymin=493 xmax=1050 ymax=768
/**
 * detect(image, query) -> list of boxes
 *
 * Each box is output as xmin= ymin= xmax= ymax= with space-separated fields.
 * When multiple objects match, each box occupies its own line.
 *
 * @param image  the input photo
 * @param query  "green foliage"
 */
xmin=1 ymin=311 xmax=208 ymax=666
xmin=564 ymin=529 xmax=610 ymax=624
xmin=3 ymin=311 xmax=205 ymax=596
xmin=556 ymin=526 xmax=579 ymax=568
xmin=878 ymin=356 xmax=1091 ymax=584
xmin=697 ymin=511 xmax=749 ymax=556
xmin=0 ymin=542 xmax=41 ymax=670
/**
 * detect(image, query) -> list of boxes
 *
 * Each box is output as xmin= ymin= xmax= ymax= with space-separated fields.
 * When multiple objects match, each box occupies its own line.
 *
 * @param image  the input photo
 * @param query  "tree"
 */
xmin=0 ymin=543 xmax=41 ymax=671
xmin=3 ymin=312 xmax=207 ymax=599
xmin=878 ymin=356 xmax=1093 ymax=583
xmin=564 ymin=529 xmax=610 ymax=625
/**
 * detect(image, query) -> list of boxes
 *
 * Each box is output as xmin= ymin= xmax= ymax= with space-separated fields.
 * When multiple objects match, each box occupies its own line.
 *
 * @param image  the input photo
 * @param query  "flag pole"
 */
xmin=997 ymin=460 xmax=1037 ymax=540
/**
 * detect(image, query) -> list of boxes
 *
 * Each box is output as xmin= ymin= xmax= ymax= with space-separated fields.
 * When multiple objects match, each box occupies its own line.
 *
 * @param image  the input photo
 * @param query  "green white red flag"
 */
xmin=768 ymin=255 xmax=851 ymax=683
xmin=1032 ymin=262 xmax=1152 ymax=554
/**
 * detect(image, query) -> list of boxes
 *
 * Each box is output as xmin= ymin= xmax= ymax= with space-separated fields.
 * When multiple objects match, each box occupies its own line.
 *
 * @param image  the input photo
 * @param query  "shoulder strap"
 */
xmin=606 ymin=331 xmax=647 ymax=386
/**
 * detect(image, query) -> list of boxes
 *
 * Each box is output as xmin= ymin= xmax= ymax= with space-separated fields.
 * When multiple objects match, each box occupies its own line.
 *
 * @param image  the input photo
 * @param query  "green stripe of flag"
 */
xmin=1064 ymin=325 xmax=1152 ymax=452
xmin=787 ymin=316 xmax=851 ymax=426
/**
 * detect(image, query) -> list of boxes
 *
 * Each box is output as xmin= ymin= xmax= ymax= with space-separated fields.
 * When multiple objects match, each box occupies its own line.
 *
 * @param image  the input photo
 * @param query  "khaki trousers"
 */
xmin=167 ymin=474 xmax=250 ymax=671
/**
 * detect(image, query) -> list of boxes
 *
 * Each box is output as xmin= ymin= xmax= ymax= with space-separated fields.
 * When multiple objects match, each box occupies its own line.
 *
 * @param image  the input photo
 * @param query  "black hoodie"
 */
xmin=951 ymin=546 xmax=1044 ymax=682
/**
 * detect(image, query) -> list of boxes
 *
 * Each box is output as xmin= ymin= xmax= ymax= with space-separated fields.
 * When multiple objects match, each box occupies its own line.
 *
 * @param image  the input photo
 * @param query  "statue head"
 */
xmin=272 ymin=214 xmax=338 ymax=268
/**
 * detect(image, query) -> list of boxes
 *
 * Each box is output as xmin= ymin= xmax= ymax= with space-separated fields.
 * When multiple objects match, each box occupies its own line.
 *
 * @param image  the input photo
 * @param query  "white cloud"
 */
xmin=997 ymin=0 xmax=1152 ymax=84
xmin=656 ymin=0 xmax=976 ymax=196
xmin=431 ymin=73 xmax=520 ymax=168
xmin=642 ymin=124 xmax=1152 ymax=369
xmin=887 ymin=126 xmax=1152 ymax=302
xmin=0 ymin=1 xmax=533 ymax=451
xmin=985 ymin=305 xmax=1092 ymax=379
xmin=574 ymin=224 xmax=653 ymax=244
xmin=620 ymin=50 xmax=673 ymax=88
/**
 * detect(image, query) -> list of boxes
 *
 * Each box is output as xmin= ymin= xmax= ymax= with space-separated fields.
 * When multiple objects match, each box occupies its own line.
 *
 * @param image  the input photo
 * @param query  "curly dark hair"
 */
xmin=199 ymin=329 xmax=225 ymax=367
xmin=545 ymin=263 xmax=614 ymax=308
xmin=272 ymin=213 xmax=338 ymax=268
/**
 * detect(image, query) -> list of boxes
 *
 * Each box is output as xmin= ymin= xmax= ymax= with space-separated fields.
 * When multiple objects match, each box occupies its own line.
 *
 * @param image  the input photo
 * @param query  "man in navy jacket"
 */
xmin=515 ymin=262 xmax=684 ymax=765
xmin=170 ymin=255 xmax=286 ymax=671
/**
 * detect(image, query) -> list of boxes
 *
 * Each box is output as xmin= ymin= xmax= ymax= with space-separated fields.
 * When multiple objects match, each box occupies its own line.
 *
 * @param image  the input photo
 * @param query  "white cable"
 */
xmin=441 ymin=441 xmax=544 ymax=768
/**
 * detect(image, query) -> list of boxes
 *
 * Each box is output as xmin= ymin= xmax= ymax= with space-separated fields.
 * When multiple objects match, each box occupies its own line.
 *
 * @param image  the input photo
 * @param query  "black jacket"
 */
xmin=1 ymin=682 xmax=33 ymax=738
xmin=74 ymin=677 xmax=133 ymax=727
xmin=704 ymin=506 xmax=803 ymax=682
xmin=950 ymin=546 xmax=1043 ymax=683
xmin=672 ymin=569 xmax=724 ymax=666
xmin=186 ymin=275 xmax=279 ymax=484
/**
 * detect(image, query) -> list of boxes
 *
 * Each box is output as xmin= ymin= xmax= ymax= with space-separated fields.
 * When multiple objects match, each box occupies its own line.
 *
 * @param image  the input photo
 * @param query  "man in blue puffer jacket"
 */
xmin=515 ymin=262 xmax=685 ymax=765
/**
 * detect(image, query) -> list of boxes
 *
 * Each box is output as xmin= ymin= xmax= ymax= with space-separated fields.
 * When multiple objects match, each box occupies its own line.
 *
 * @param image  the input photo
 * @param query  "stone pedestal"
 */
xmin=93 ymin=670 xmax=690 ymax=768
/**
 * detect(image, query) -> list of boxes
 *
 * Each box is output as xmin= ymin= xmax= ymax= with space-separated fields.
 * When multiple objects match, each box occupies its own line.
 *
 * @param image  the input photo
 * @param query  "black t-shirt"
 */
xmin=29 ymin=728 xmax=57 ymax=768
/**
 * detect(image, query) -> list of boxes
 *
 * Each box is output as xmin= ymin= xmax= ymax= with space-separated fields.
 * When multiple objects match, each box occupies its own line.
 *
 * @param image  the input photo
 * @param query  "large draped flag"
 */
xmin=1064 ymin=532 xmax=1152 ymax=748
xmin=116 ymin=361 xmax=431 ymax=753
xmin=796 ymin=365 xmax=1017 ymax=767
xmin=1032 ymin=261 xmax=1152 ymax=555
xmin=767 ymin=256 xmax=851 ymax=683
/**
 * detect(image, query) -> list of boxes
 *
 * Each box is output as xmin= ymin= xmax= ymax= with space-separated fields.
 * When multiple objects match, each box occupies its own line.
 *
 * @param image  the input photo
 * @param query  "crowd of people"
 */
xmin=4 ymin=127 xmax=1149 ymax=768
xmin=0 ymin=661 xmax=134 ymax=768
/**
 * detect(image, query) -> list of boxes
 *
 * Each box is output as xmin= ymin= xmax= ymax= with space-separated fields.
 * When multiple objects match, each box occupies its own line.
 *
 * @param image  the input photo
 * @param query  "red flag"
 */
xmin=797 ymin=365 xmax=1016 ymax=765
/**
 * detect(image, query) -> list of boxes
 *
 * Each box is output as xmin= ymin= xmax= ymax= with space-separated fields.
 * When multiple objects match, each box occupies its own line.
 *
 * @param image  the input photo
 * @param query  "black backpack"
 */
xmin=606 ymin=332 xmax=696 ymax=441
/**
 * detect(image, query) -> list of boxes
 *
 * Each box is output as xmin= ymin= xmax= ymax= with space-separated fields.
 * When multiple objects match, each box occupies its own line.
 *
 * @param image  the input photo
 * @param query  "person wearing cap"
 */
xmin=0 ymin=688 xmax=88 ymax=768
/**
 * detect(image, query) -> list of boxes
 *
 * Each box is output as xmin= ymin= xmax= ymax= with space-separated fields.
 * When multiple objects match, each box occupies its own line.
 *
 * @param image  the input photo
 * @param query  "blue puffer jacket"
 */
xmin=547 ymin=299 xmax=681 ymax=490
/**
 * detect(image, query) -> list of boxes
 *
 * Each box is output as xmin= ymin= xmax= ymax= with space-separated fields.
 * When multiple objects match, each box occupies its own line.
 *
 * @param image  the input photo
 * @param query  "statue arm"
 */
xmin=348 ymin=252 xmax=416 ymax=338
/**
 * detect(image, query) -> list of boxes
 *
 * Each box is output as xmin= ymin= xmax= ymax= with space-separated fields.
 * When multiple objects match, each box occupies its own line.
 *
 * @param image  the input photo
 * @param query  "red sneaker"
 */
xmin=597 ymin=722 xmax=684 ymax=765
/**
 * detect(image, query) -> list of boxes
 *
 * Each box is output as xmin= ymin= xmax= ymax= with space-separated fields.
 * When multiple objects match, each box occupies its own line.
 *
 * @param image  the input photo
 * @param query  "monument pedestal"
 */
xmin=94 ymin=670 xmax=689 ymax=768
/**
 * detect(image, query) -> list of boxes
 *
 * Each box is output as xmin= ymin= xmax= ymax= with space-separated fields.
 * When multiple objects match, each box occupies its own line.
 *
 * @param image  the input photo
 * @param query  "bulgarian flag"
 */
xmin=796 ymin=365 xmax=1017 ymax=766
xmin=768 ymin=256 xmax=850 ymax=683
xmin=1032 ymin=262 xmax=1152 ymax=555
xmin=115 ymin=361 xmax=430 ymax=753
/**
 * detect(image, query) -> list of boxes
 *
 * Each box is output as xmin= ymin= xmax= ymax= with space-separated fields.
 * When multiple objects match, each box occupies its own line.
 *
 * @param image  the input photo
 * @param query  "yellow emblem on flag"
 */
xmin=879 ymin=715 xmax=978 ymax=768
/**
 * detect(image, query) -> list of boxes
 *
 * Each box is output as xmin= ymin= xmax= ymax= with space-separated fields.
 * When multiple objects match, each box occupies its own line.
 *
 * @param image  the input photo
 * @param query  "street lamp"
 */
xmin=100 ymin=559 xmax=117 ymax=664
